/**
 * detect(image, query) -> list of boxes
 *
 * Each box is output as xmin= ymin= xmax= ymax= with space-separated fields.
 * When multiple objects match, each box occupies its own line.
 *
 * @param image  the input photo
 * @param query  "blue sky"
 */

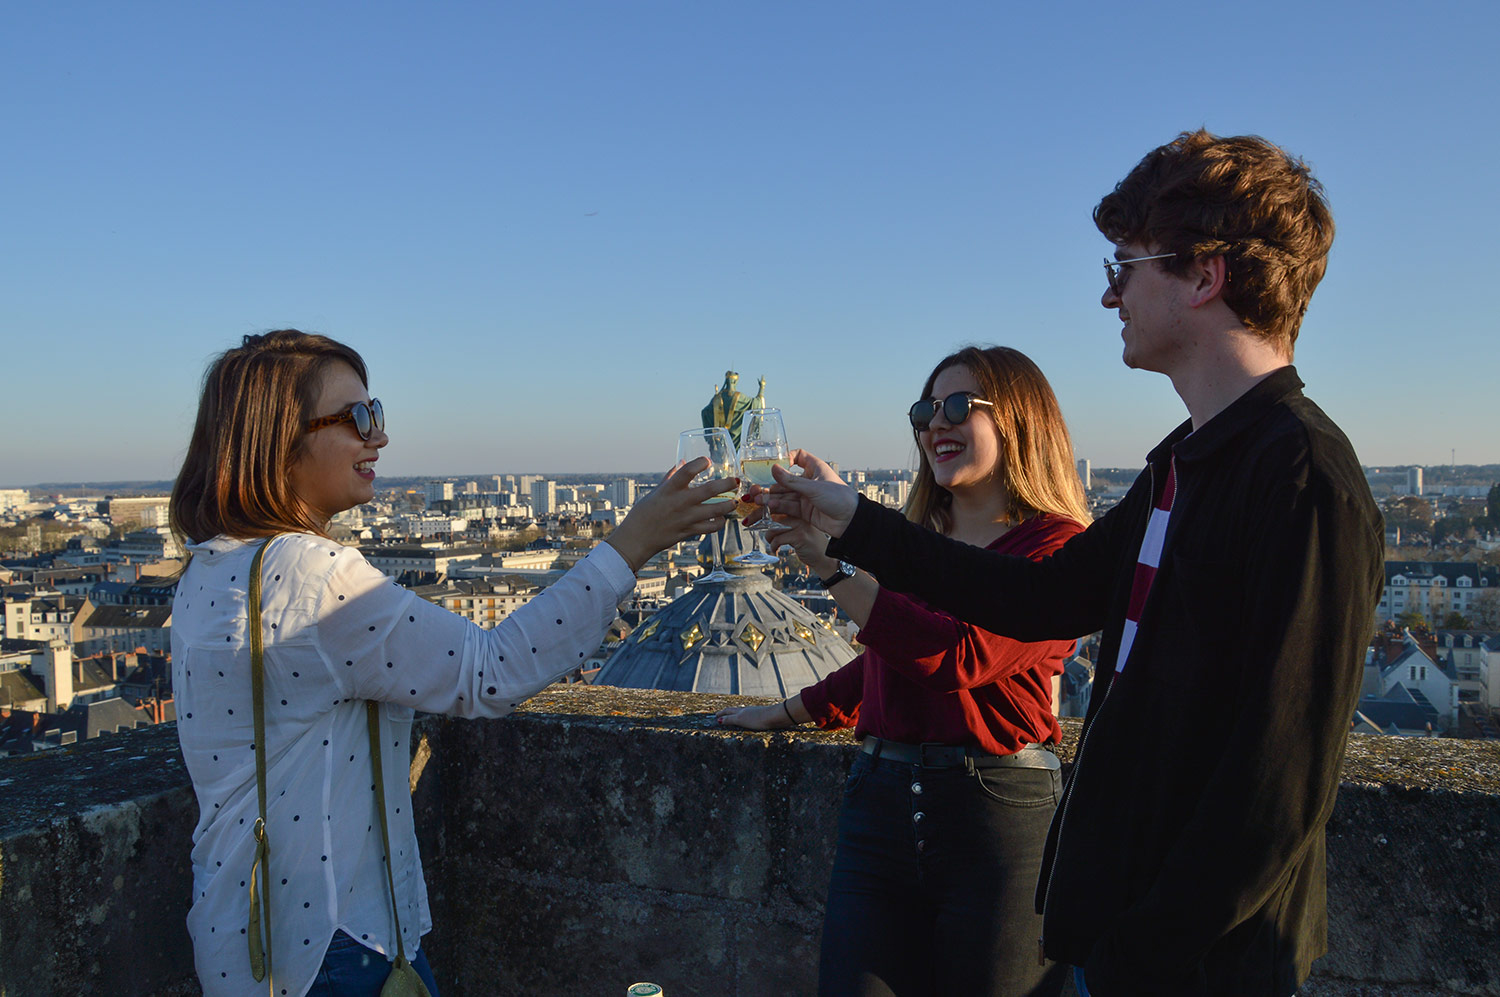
xmin=3 ymin=1 xmax=1496 ymax=486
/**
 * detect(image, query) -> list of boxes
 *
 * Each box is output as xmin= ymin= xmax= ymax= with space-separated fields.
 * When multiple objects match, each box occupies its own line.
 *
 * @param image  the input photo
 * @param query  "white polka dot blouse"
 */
xmin=171 ymin=532 xmax=635 ymax=996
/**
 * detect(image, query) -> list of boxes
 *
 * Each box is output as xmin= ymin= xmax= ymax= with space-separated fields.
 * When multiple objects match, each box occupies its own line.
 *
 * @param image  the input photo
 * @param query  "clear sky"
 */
xmin=4 ymin=1 xmax=1496 ymax=487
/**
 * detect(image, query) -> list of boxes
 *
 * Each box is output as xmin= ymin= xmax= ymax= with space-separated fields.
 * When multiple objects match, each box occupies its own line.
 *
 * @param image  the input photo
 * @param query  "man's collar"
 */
xmin=1145 ymin=365 xmax=1305 ymax=466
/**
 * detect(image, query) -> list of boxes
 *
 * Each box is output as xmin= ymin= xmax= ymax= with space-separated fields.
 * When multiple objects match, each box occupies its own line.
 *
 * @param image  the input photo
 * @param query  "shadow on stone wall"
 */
xmin=2 ymin=685 xmax=1497 ymax=996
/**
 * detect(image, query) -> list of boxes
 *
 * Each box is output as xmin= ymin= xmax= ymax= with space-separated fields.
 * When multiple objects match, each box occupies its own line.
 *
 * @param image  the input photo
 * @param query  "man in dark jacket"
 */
xmin=766 ymin=131 xmax=1384 ymax=996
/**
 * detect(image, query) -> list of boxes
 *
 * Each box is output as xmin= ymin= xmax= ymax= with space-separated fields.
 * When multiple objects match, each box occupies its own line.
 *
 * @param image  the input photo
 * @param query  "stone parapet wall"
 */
xmin=0 ymin=723 xmax=196 ymax=996
xmin=1 ymin=685 xmax=1496 ymax=996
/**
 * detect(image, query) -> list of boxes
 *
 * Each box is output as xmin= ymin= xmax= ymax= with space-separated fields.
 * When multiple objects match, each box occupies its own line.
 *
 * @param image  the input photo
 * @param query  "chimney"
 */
xmin=37 ymin=639 xmax=74 ymax=713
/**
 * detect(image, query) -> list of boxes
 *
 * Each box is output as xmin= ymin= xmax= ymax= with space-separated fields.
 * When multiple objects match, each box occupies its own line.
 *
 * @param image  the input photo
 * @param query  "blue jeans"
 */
xmin=307 ymin=931 xmax=442 ymax=997
xmin=818 ymin=750 xmax=1067 ymax=997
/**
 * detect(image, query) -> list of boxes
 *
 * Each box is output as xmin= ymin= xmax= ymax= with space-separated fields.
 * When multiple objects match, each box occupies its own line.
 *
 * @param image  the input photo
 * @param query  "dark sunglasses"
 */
xmin=1103 ymin=252 xmax=1177 ymax=296
xmin=305 ymin=398 xmax=384 ymax=440
xmin=908 ymin=392 xmax=995 ymax=431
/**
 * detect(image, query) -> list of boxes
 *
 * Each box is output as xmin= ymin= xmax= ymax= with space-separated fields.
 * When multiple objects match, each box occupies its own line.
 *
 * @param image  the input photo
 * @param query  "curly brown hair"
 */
xmin=1094 ymin=129 xmax=1334 ymax=358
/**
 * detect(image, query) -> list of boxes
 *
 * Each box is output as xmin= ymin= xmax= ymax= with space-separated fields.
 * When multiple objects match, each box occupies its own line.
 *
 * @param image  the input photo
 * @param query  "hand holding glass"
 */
xmin=676 ymin=428 xmax=739 ymax=583
xmin=735 ymin=409 xmax=791 ymax=566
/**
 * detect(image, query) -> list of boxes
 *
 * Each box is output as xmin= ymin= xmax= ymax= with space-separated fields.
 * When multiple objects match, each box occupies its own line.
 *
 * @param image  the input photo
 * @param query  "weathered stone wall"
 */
xmin=1 ymin=686 xmax=1497 ymax=997
xmin=0 ymin=723 xmax=198 ymax=997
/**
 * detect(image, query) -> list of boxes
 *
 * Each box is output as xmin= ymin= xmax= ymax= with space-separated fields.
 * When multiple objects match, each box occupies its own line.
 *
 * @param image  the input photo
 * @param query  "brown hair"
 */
xmin=170 ymin=330 xmax=369 ymax=544
xmin=1093 ymin=129 xmax=1334 ymax=358
xmin=904 ymin=346 xmax=1091 ymax=534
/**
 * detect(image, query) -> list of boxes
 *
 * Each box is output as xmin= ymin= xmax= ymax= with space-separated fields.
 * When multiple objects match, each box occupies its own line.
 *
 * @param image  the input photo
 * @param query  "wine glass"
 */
xmin=735 ymin=408 xmax=790 ymax=567
xmin=676 ymin=428 xmax=739 ymax=584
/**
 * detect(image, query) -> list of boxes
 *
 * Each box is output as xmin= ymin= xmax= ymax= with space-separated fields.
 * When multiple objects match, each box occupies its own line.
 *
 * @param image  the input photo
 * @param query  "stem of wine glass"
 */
xmin=710 ymin=526 xmax=725 ymax=574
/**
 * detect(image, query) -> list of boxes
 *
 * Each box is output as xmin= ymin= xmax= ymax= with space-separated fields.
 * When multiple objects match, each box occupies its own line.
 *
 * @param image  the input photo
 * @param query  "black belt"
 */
xmin=860 ymin=736 xmax=1060 ymax=772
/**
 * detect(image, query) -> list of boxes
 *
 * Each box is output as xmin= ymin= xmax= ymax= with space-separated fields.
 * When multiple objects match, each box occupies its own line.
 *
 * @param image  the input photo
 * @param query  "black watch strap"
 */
xmin=820 ymin=561 xmax=856 ymax=588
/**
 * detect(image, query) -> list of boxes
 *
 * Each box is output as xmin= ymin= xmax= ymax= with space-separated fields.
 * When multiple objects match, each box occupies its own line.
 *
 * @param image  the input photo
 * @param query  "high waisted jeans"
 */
xmin=818 ymin=750 xmax=1067 ymax=997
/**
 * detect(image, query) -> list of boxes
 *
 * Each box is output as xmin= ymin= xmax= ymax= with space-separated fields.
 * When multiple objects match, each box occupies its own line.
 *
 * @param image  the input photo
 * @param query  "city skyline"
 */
xmin=4 ymin=2 xmax=1497 ymax=485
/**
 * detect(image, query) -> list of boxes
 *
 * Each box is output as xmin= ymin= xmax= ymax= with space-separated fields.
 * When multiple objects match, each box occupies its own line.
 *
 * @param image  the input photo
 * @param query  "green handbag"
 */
xmin=247 ymin=538 xmax=432 ymax=997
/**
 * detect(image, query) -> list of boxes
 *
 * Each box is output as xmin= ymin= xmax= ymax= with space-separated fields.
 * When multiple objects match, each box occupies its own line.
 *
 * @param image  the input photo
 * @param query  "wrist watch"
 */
xmin=820 ymin=560 xmax=857 ymax=588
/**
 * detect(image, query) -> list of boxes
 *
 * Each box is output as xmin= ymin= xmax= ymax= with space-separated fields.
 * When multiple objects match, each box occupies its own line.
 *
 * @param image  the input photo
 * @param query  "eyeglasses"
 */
xmin=305 ymin=398 xmax=384 ymax=440
xmin=1103 ymin=252 xmax=1177 ymax=295
xmin=908 ymin=392 xmax=995 ymax=431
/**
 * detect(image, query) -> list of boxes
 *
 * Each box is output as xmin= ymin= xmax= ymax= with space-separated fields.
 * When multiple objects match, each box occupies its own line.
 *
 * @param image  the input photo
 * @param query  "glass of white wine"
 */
xmin=735 ymin=408 xmax=791 ymax=567
xmin=677 ymin=427 xmax=739 ymax=584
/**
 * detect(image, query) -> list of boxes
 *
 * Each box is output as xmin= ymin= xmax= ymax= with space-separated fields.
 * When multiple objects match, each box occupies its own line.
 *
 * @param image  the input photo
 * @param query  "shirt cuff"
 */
xmin=583 ymin=541 xmax=638 ymax=603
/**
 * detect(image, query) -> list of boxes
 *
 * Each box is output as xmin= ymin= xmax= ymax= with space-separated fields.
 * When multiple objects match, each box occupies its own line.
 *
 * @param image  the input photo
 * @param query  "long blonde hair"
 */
xmin=904 ymin=345 xmax=1091 ymax=534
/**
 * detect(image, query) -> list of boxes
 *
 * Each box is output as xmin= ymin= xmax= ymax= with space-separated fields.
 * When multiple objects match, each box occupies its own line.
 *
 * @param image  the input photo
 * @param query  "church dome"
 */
xmin=594 ymin=554 xmax=857 ymax=696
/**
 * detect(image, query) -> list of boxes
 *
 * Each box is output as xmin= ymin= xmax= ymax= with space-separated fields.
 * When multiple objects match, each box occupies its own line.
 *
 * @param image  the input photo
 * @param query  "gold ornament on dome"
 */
xmin=822 ymin=618 xmax=836 ymax=631
xmin=635 ymin=618 xmax=660 ymax=644
xmin=792 ymin=620 xmax=816 ymax=645
xmin=679 ymin=622 xmax=705 ymax=650
xmin=739 ymin=622 xmax=765 ymax=652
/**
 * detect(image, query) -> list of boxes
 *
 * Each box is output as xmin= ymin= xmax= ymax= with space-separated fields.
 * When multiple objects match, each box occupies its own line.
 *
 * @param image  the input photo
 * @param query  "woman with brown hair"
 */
xmin=170 ymin=330 xmax=733 ymax=997
xmin=716 ymin=345 xmax=1089 ymax=997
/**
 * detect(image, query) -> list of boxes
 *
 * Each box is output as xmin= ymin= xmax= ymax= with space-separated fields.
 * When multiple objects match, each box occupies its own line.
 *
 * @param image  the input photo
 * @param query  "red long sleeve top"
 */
xmin=799 ymin=512 xmax=1085 ymax=755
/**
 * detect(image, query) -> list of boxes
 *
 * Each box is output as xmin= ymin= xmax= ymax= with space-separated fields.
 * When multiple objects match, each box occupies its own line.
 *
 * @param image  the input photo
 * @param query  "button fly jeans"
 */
xmin=818 ymin=750 xmax=1067 ymax=997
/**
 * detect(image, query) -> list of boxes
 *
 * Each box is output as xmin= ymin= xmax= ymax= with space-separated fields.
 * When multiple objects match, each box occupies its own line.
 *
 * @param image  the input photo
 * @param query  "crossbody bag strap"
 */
xmin=367 ymin=700 xmax=426 ymax=982
xmin=247 ymin=538 xmax=275 ymax=991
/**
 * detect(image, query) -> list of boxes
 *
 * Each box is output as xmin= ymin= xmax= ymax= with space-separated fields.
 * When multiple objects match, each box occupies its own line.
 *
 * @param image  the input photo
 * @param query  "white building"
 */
xmin=1376 ymin=561 xmax=1499 ymax=627
xmin=610 ymin=479 xmax=638 ymax=507
xmin=106 ymin=496 xmax=171 ymax=529
xmin=1480 ymin=636 xmax=1500 ymax=713
xmin=1378 ymin=636 xmax=1458 ymax=729
xmin=401 ymin=514 xmax=469 ymax=539
xmin=529 ymin=479 xmax=557 ymax=517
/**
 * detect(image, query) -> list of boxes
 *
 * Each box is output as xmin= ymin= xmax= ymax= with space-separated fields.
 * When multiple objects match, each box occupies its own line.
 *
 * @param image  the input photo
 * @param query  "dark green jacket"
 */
xmin=829 ymin=367 xmax=1383 ymax=996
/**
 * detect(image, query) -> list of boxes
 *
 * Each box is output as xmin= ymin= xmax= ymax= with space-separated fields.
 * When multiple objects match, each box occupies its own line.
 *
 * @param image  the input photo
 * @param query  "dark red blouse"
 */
xmin=800 ymin=512 xmax=1085 ymax=755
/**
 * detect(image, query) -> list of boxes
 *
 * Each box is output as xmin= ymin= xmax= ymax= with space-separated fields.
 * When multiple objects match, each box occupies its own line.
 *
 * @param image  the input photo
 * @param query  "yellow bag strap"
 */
xmin=247 ymin=538 xmax=275 ymax=992
xmin=247 ymin=537 xmax=428 ymax=997
xmin=367 ymin=700 xmax=417 ymax=972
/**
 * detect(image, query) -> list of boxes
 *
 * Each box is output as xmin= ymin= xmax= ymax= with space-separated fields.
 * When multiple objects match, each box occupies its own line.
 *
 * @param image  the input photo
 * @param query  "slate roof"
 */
xmin=0 ymin=670 xmax=47 ymax=708
xmin=1353 ymin=698 xmax=1439 ymax=734
xmin=73 ymin=657 xmax=119 ymax=694
xmin=1434 ymin=629 xmax=1500 ymax=647
xmin=79 ymin=605 xmax=172 ymax=629
xmin=1384 ymin=561 xmax=1500 ymax=586
xmin=89 ymin=581 xmax=135 ymax=603
xmin=62 ymin=697 xmax=151 ymax=739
